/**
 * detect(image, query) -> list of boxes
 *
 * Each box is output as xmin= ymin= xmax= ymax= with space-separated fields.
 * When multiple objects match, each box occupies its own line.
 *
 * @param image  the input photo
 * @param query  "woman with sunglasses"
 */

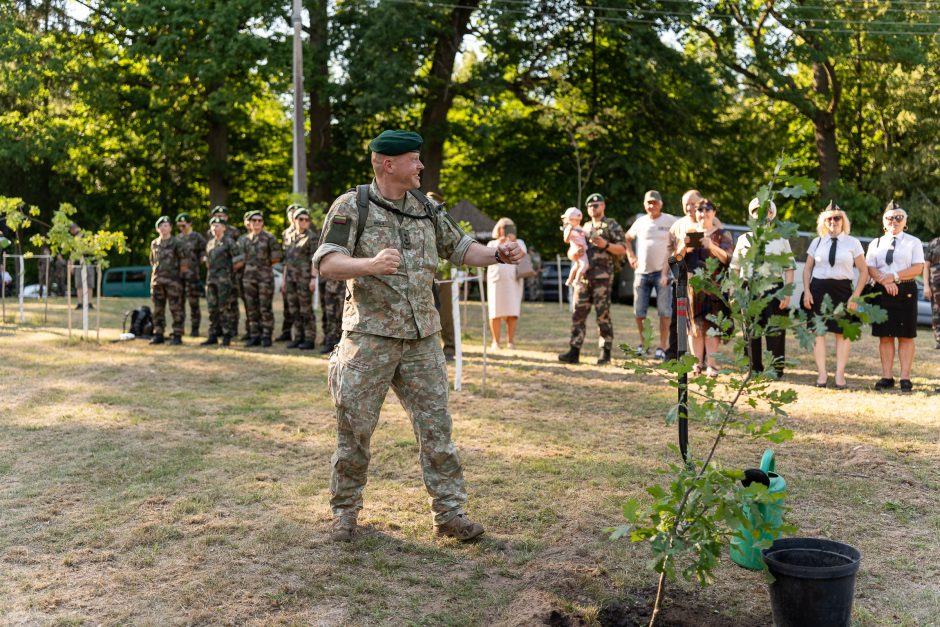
xmin=801 ymin=203 xmax=868 ymax=388
xmin=865 ymin=202 xmax=925 ymax=391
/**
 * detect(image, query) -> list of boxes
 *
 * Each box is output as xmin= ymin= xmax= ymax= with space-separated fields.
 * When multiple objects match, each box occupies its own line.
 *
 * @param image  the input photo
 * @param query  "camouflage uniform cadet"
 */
xmin=207 ymin=206 xmax=242 ymax=336
xmin=149 ymin=216 xmax=188 ymax=345
xmin=926 ymin=235 xmax=940 ymax=348
xmin=559 ymin=192 xmax=626 ymax=365
xmin=239 ymin=210 xmax=283 ymax=346
xmin=201 ymin=217 xmax=244 ymax=345
xmin=319 ymin=277 xmax=346 ymax=353
xmin=276 ymin=205 xmax=300 ymax=341
xmin=175 ymin=212 xmax=207 ymax=337
xmin=283 ymin=208 xmax=318 ymax=349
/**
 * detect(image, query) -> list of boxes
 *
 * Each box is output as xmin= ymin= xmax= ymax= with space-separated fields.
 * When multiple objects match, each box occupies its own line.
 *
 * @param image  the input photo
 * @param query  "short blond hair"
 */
xmin=492 ymin=217 xmax=515 ymax=239
xmin=816 ymin=206 xmax=852 ymax=238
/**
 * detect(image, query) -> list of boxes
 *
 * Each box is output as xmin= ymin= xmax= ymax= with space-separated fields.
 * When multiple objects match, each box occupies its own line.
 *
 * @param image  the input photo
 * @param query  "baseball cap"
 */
xmin=561 ymin=207 xmax=582 ymax=220
xmin=644 ymin=190 xmax=662 ymax=202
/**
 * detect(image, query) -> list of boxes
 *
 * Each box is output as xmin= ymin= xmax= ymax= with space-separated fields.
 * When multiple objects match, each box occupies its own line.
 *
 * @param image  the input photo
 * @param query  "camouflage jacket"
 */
xmin=206 ymin=224 xmax=241 ymax=246
xmin=281 ymin=225 xmax=296 ymax=248
xmin=583 ymin=216 xmax=626 ymax=278
xmin=149 ymin=236 xmax=187 ymax=286
xmin=927 ymin=236 xmax=940 ymax=281
xmin=313 ymin=180 xmax=474 ymax=339
xmin=204 ymin=235 xmax=243 ymax=283
xmin=177 ymin=230 xmax=207 ymax=280
xmin=283 ymin=227 xmax=318 ymax=283
xmin=239 ymin=230 xmax=282 ymax=275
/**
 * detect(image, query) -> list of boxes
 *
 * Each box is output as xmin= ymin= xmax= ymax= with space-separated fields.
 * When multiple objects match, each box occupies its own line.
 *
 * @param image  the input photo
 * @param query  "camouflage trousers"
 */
xmin=179 ymin=275 xmax=201 ymax=331
xmin=230 ymin=271 xmax=243 ymax=335
xmin=280 ymin=282 xmax=293 ymax=335
xmin=931 ymin=274 xmax=940 ymax=344
xmin=243 ymin=270 xmax=275 ymax=338
xmin=320 ymin=278 xmax=346 ymax=343
xmin=206 ymin=281 xmax=236 ymax=338
xmin=286 ymin=276 xmax=316 ymax=342
xmin=328 ymin=331 xmax=466 ymax=525
xmin=152 ymin=280 xmax=184 ymax=336
xmin=569 ymin=273 xmax=614 ymax=350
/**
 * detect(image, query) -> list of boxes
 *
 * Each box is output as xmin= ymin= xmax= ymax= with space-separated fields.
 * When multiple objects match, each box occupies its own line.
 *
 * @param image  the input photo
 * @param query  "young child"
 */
xmin=561 ymin=207 xmax=590 ymax=286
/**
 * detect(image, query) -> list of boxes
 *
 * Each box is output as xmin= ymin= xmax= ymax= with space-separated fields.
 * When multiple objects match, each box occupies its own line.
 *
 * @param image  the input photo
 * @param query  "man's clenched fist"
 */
xmin=371 ymin=248 xmax=401 ymax=275
xmin=497 ymin=240 xmax=525 ymax=265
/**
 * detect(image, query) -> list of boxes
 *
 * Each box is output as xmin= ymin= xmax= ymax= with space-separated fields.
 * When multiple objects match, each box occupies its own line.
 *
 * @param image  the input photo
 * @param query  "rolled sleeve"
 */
xmin=449 ymin=235 xmax=474 ymax=266
xmin=313 ymin=243 xmax=350 ymax=270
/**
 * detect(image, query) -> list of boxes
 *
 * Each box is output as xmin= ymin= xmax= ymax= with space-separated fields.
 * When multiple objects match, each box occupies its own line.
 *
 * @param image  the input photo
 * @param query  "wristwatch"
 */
xmin=892 ymin=271 xmax=900 ymax=282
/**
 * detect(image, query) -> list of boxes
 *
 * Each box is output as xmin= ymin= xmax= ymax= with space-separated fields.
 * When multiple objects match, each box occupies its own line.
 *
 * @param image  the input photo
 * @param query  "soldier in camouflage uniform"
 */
xmin=175 ymin=212 xmax=207 ymax=337
xmin=925 ymin=235 xmax=940 ymax=349
xmin=282 ymin=208 xmax=319 ymax=350
xmin=315 ymin=130 xmax=524 ymax=543
xmin=319 ymin=277 xmax=345 ymax=353
xmin=276 ymin=204 xmax=302 ymax=342
xmin=201 ymin=217 xmax=244 ymax=346
xmin=207 ymin=206 xmax=242 ymax=337
xmin=239 ymin=210 xmax=283 ymax=347
xmin=558 ymin=192 xmax=627 ymax=365
xmin=149 ymin=216 xmax=189 ymax=345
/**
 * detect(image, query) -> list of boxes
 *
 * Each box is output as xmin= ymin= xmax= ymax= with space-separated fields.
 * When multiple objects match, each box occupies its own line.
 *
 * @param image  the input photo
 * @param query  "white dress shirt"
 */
xmin=865 ymin=232 xmax=924 ymax=274
xmin=807 ymin=234 xmax=864 ymax=280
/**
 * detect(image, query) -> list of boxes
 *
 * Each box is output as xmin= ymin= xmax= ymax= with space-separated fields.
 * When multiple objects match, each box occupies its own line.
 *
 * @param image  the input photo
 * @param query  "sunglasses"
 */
xmin=249 ymin=218 xmax=263 ymax=222
xmin=885 ymin=214 xmax=905 ymax=222
xmin=296 ymin=217 xmax=310 ymax=222
xmin=696 ymin=206 xmax=715 ymax=213
xmin=824 ymin=215 xmax=842 ymax=222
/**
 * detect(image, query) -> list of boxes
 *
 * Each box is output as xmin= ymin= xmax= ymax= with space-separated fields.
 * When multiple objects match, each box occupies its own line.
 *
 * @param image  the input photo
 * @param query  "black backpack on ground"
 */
xmin=124 ymin=305 xmax=154 ymax=338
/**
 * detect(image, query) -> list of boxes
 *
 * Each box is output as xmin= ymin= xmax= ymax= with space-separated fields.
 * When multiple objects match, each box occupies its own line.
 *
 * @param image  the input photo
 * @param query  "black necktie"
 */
xmin=885 ymin=237 xmax=896 ymax=266
xmin=828 ymin=237 xmax=837 ymax=266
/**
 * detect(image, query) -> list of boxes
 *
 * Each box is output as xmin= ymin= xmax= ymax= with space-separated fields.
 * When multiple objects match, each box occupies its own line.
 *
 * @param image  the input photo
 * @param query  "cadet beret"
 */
xmin=209 ymin=216 xmax=225 ymax=225
xmin=244 ymin=210 xmax=263 ymax=220
xmin=155 ymin=216 xmax=171 ymax=229
xmin=211 ymin=205 xmax=229 ymax=216
xmin=293 ymin=208 xmax=310 ymax=218
xmin=585 ymin=193 xmax=605 ymax=205
xmin=368 ymin=130 xmax=423 ymax=155
xmin=286 ymin=203 xmax=304 ymax=214
xmin=175 ymin=212 xmax=191 ymax=223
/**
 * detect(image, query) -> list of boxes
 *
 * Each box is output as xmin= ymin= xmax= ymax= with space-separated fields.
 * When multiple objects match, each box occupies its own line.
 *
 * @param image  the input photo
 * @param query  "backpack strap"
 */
xmin=355 ymin=184 xmax=370 ymax=250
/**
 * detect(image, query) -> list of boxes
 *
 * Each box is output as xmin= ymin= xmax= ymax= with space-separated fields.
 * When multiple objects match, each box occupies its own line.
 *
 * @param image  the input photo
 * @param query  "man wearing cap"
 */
xmin=315 ymin=129 xmax=524 ymax=542
xmin=625 ymin=191 xmax=677 ymax=360
xmin=558 ymin=192 xmax=627 ymax=365
xmin=149 ymin=216 xmax=189 ymax=345
xmin=175 ymin=213 xmax=207 ymax=337
xmin=282 ymin=208 xmax=318 ymax=349
xmin=208 ymin=206 xmax=243 ymax=336
xmin=239 ymin=210 xmax=282 ymax=347
xmin=276 ymin=204 xmax=303 ymax=342
xmin=201 ymin=216 xmax=244 ymax=346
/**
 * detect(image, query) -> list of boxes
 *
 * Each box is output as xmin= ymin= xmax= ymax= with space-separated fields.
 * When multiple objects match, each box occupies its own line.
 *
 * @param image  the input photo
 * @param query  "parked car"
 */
xmin=541 ymin=258 xmax=573 ymax=303
xmin=102 ymin=266 xmax=151 ymax=297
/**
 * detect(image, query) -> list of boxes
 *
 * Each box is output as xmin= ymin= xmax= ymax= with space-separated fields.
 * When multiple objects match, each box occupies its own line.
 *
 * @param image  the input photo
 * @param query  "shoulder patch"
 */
xmin=333 ymin=216 xmax=349 ymax=225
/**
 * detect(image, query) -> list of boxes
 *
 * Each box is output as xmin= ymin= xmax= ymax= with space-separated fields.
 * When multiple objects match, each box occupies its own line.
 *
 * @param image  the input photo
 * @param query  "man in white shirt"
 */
xmin=625 ymin=190 xmax=676 ymax=359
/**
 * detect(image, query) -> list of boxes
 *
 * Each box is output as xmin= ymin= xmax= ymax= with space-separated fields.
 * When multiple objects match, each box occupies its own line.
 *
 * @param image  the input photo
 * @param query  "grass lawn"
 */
xmin=1 ymin=296 xmax=939 ymax=625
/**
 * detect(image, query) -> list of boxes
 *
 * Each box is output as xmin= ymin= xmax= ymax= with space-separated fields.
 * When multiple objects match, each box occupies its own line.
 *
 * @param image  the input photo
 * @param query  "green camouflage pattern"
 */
xmin=320 ymin=278 xmax=346 ymax=344
xmin=328 ymin=331 xmax=465 ymax=524
xmin=582 ymin=216 xmax=626 ymax=274
xmin=928 ymin=236 xmax=940 ymax=343
xmin=568 ymin=216 xmax=625 ymax=350
xmin=239 ymin=230 xmax=282 ymax=338
xmin=280 ymin=225 xmax=297 ymax=334
xmin=178 ymin=230 xmax=207 ymax=331
xmin=208 ymin=223 xmax=243 ymax=333
xmin=204 ymin=235 xmax=242 ymax=338
xmin=284 ymin=227 xmax=318 ymax=341
xmin=149 ymin=236 xmax=186 ymax=285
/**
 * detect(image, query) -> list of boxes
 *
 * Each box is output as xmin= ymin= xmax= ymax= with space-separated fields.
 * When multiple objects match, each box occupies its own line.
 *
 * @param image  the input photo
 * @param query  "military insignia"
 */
xmin=333 ymin=216 xmax=349 ymax=225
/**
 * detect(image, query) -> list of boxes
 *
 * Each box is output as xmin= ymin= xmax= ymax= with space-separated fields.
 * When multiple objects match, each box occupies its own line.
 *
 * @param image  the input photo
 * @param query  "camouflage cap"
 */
xmin=155 ymin=216 xmax=171 ymax=229
xmin=369 ymin=130 xmax=423 ymax=155
xmin=585 ymin=193 xmax=605 ymax=206
xmin=211 ymin=205 xmax=229 ymax=216
xmin=209 ymin=216 xmax=226 ymax=226
xmin=175 ymin=212 xmax=191 ymax=223
xmin=245 ymin=209 xmax=263 ymax=221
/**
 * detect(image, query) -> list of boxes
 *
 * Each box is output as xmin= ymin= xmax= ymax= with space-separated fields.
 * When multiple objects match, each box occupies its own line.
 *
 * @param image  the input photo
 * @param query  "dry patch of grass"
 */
xmin=1 ymin=297 xmax=939 ymax=624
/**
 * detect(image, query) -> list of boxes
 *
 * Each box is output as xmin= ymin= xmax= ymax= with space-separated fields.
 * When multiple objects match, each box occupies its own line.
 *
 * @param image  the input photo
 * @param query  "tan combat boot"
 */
xmin=436 ymin=514 xmax=484 ymax=541
xmin=331 ymin=512 xmax=358 ymax=542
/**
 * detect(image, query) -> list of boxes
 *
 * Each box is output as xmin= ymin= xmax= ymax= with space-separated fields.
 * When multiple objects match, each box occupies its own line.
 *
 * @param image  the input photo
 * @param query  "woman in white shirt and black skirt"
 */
xmin=801 ymin=203 xmax=869 ymax=389
xmin=865 ymin=202 xmax=925 ymax=392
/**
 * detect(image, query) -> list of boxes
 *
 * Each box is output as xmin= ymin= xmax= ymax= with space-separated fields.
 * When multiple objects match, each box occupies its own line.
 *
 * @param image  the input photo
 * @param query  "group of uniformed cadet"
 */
xmin=147 ymin=206 xmax=345 ymax=350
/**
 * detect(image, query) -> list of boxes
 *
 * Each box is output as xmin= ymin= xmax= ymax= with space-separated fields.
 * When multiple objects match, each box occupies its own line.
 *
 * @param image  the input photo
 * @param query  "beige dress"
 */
xmin=486 ymin=239 xmax=527 ymax=319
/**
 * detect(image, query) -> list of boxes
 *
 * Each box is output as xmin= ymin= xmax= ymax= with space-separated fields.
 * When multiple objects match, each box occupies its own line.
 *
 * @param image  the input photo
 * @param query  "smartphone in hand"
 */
xmin=687 ymin=231 xmax=704 ymax=248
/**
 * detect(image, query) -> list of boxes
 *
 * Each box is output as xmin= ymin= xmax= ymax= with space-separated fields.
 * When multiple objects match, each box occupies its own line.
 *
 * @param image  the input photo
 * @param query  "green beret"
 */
xmin=155 ymin=216 xmax=171 ymax=229
xmin=286 ymin=203 xmax=304 ymax=214
xmin=211 ymin=205 xmax=229 ymax=216
xmin=209 ymin=216 xmax=225 ymax=226
xmin=585 ymin=193 xmax=605 ymax=206
xmin=175 ymin=212 xmax=191 ymax=223
xmin=293 ymin=208 xmax=310 ymax=218
xmin=244 ymin=210 xmax=263 ymax=221
xmin=368 ymin=130 xmax=423 ymax=155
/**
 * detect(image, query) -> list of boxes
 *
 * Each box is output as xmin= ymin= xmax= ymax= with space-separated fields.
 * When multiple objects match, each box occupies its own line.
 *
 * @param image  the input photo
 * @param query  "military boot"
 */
xmin=297 ymin=340 xmax=316 ymax=350
xmin=261 ymin=337 xmax=272 ymax=348
xmin=245 ymin=336 xmax=261 ymax=347
xmin=274 ymin=330 xmax=292 ymax=342
xmin=320 ymin=337 xmax=337 ymax=354
xmin=557 ymin=346 xmax=580 ymax=364
xmin=149 ymin=333 xmax=165 ymax=345
xmin=190 ymin=323 xmax=199 ymax=337
xmin=287 ymin=335 xmax=303 ymax=349
xmin=200 ymin=335 xmax=218 ymax=346
xmin=221 ymin=335 xmax=231 ymax=347
xmin=597 ymin=347 xmax=612 ymax=366
xmin=170 ymin=334 xmax=182 ymax=346
xmin=436 ymin=514 xmax=485 ymax=542
xmin=331 ymin=512 xmax=358 ymax=542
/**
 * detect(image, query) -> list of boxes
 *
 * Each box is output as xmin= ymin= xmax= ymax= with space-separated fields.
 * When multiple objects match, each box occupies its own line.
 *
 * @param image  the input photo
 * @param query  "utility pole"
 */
xmin=291 ymin=0 xmax=308 ymax=196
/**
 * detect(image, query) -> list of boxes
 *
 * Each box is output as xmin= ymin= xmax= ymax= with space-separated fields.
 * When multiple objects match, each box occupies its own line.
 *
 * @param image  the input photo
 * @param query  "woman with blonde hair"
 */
xmin=801 ymin=202 xmax=868 ymax=388
xmin=486 ymin=217 xmax=527 ymax=349
xmin=865 ymin=201 xmax=925 ymax=391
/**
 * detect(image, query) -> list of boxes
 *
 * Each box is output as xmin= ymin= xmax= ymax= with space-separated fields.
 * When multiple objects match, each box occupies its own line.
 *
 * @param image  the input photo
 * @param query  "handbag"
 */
xmin=515 ymin=253 xmax=537 ymax=279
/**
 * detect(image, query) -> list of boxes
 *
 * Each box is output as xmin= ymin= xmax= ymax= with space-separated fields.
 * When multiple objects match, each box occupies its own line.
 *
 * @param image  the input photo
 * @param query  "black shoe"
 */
xmin=900 ymin=379 xmax=913 ymax=392
xmin=149 ymin=334 xmax=165 ymax=345
xmin=221 ymin=335 xmax=231 ymax=347
xmin=200 ymin=335 xmax=218 ymax=346
xmin=261 ymin=337 xmax=272 ymax=348
xmin=443 ymin=352 xmax=455 ymax=362
xmin=287 ymin=338 xmax=302 ymax=349
xmin=320 ymin=343 xmax=335 ymax=355
xmin=190 ymin=325 xmax=199 ymax=337
xmin=597 ymin=347 xmax=612 ymax=366
xmin=274 ymin=331 xmax=292 ymax=342
xmin=170 ymin=334 xmax=182 ymax=346
xmin=297 ymin=341 xmax=315 ymax=350
xmin=241 ymin=333 xmax=251 ymax=341
xmin=245 ymin=336 xmax=261 ymax=347
xmin=874 ymin=377 xmax=895 ymax=391
xmin=558 ymin=346 xmax=580 ymax=364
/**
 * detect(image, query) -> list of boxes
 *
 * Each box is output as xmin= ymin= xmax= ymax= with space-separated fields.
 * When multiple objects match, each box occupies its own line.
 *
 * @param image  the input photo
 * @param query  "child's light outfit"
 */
xmin=564 ymin=224 xmax=590 ymax=286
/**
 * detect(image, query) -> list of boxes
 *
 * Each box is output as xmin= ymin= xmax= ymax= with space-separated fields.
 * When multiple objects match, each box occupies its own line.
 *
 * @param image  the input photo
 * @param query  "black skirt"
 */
xmin=871 ymin=281 xmax=918 ymax=338
xmin=803 ymin=278 xmax=853 ymax=334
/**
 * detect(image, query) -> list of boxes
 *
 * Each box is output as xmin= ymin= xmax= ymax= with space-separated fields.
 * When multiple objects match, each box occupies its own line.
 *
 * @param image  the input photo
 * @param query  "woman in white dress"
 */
xmin=487 ymin=218 xmax=527 ymax=350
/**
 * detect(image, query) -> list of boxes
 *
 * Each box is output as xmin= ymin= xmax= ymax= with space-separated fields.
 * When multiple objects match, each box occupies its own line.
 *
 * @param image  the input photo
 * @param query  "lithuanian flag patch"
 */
xmin=332 ymin=215 xmax=349 ymax=225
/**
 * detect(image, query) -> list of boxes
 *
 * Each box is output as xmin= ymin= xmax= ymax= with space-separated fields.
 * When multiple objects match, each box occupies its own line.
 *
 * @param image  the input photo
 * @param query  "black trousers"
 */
xmin=748 ymin=297 xmax=786 ymax=374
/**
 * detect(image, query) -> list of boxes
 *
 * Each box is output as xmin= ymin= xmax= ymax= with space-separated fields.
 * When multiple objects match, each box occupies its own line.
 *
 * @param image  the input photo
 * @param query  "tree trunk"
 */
xmin=418 ymin=0 xmax=480 ymax=195
xmin=812 ymin=62 xmax=841 ymax=200
xmin=306 ymin=0 xmax=333 ymax=204
xmin=207 ymin=117 xmax=229 ymax=208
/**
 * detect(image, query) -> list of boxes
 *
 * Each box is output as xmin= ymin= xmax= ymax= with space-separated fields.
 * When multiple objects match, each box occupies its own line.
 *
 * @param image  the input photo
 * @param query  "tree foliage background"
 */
xmin=1 ymin=0 xmax=938 ymax=264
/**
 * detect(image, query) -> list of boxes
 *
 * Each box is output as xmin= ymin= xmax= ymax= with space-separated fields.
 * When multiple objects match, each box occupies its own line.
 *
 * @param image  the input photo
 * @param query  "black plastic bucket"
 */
xmin=762 ymin=538 xmax=861 ymax=627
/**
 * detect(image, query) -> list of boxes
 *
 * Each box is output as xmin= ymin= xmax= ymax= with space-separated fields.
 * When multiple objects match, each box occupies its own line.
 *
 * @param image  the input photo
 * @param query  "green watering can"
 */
xmin=730 ymin=449 xmax=787 ymax=570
